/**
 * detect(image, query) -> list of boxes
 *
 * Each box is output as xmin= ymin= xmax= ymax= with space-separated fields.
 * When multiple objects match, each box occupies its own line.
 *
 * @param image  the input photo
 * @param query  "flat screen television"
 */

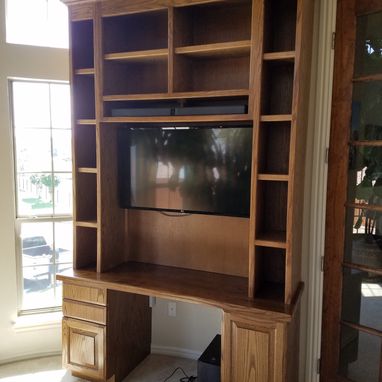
xmin=118 ymin=126 xmax=252 ymax=217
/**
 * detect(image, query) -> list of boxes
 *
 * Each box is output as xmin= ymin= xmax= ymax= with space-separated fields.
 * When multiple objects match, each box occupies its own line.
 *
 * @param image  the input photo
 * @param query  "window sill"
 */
xmin=13 ymin=311 xmax=62 ymax=333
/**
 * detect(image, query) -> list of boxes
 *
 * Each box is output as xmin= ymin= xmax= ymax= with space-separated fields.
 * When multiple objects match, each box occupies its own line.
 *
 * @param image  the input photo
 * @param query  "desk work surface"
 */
xmin=57 ymin=262 xmax=302 ymax=322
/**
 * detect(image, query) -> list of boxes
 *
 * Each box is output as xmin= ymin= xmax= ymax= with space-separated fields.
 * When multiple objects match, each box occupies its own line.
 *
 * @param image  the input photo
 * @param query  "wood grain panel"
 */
xmin=321 ymin=0 xmax=357 ymax=380
xmin=356 ymin=0 xmax=382 ymax=15
xmin=63 ymin=299 xmax=106 ymax=324
xmin=98 ymin=124 xmax=126 ymax=272
xmin=127 ymin=210 xmax=249 ymax=277
xmin=106 ymin=291 xmax=151 ymax=381
xmin=69 ymin=3 xmax=95 ymax=21
xmin=70 ymin=331 xmax=95 ymax=366
xmin=234 ymin=326 xmax=269 ymax=382
xmin=286 ymin=0 xmax=315 ymax=303
xmin=62 ymin=318 xmax=105 ymax=381
xmin=222 ymin=312 xmax=286 ymax=382
xmin=248 ymin=0 xmax=265 ymax=297
xmin=63 ymin=283 xmax=106 ymax=305
xmin=58 ymin=263 xmax=302 ymax=321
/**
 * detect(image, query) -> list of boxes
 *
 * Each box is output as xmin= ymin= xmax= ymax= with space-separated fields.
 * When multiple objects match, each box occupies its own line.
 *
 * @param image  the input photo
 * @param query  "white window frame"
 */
xmin=10 ymin=78 xmax=73 ymax=315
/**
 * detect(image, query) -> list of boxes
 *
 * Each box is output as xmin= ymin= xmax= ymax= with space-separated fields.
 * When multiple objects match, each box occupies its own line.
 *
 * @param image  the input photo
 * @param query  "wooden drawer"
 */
xmin=63 ymin=299 xmax=106 ymax=325
xmin=63 ymin=317 xmax=106 ymax=381
xmin=63 ymin=283 xmax=106 ymax=306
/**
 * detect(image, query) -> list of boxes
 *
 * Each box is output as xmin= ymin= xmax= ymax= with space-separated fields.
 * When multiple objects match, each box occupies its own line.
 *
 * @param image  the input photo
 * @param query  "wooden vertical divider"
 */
xmin=168 ymin=7 xmax=174 ymax=94
xmin=248 ymin=0 xmax=265 ymax=298
xmin=285 ymin=0 xmax=315 ymax=303
xmin=94 ymin=3 xmax=126 ymax=272
xmin=93 ymin=2 xmax=103 ymax=272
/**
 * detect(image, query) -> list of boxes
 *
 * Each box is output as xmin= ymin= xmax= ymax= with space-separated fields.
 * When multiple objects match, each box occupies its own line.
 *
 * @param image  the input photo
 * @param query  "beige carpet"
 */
xmin=0 ymin=354 xmax=197 ymax=382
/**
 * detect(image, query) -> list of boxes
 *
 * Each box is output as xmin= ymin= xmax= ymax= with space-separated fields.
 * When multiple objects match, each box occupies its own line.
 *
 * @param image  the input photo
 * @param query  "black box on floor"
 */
xmin=197 ymin=334 xmax=221 ymax=382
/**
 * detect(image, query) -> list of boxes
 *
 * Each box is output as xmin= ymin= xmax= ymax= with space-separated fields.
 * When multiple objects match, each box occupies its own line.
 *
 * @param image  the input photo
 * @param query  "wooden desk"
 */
xmin=58 ymin=262 xmax=303 ymax=382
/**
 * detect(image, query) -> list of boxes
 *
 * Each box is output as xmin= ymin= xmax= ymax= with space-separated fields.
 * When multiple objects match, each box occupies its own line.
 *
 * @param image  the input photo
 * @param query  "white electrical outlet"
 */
xmin=168 ymin=302 xmax=176 ymax=317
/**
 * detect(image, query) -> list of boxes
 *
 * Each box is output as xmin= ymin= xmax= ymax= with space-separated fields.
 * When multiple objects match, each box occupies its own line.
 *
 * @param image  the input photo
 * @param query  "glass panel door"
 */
xmin=322 ymin=3 xmax=382 ymax=381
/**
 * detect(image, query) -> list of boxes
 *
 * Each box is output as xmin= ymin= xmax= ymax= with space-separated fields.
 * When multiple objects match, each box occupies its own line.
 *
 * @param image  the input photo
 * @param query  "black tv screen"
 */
xmin=118 ymin=126 xmax=252 ymax=217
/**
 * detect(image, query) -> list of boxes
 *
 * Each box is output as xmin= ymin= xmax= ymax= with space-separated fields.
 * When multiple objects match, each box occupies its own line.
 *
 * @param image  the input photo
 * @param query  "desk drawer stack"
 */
xmin=62 ymin=282 xmax=151 ymax=382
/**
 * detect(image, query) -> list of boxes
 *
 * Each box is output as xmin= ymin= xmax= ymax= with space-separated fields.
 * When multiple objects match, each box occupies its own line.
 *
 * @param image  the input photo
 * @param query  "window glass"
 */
xmin=12 ymin=80 xmax=73 ymax=312
xmin=6 ymin=0 xmax=69 ymax=49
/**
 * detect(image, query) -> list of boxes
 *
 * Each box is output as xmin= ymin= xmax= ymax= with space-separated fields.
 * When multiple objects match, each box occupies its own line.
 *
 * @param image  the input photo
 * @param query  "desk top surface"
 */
xmin=58 ymin=262 xmax=302 ymax=322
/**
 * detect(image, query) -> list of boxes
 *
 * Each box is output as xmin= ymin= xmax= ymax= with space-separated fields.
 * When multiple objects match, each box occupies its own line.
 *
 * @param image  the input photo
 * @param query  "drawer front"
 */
xmin=63 ymin=283 xmax=106 ymax=306
xmin=63 ymin=299 xmax=106 ymax=325
xmin=63 ymin=317 xmax=106 ymax=380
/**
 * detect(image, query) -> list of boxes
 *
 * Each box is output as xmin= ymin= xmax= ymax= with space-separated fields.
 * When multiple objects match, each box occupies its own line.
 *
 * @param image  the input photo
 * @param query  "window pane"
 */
xmin=54 ymin=173 xmax=73 ymax=215
xmin=53 ymin=129 xmax=72 ymax=172
xmin=341 ymin=268 xmax=382 ymax=332
xmin=344 ymin=208 xmax=382 ymax=269
xmin=50 ymin=84 xmax=71 ymax=129
xmin=17 ymin=173 xmax=54 ymax=216
xmin=54 ymin=221 xmax=73 ymax=264
xmin=339 ymin=325 xmax=380 ymax=382
xmin=6 ymin=0 xmax=68 ymax=49
xmin=355 ymin=12 xmax=382 ymax=77
xmin=21 ymin=222 xmax=56 ymax=310
xmin=15 ymin=128 xmax=52 ymax=173
xmin=22 ymin=265 xmax=57 ymax=310
xmin=12 ymin=82 xmax=50 ymax=128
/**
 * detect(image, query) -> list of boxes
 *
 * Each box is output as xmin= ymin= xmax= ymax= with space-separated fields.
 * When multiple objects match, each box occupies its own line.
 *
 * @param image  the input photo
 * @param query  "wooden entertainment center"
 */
xmin=57 ymin=0 xmax=314 ymax=381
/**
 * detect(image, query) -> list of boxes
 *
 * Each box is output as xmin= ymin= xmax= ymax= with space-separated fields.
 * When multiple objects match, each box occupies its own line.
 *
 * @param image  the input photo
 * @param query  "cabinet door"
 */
xmin=222 ymin=313 xmax=286 ymax=382
xmin=63 ymin=317 xmax=106 ymax=380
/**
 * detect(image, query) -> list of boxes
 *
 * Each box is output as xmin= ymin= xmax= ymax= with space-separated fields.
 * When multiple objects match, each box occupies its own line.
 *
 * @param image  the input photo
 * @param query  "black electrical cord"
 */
xmin=162 ymin=366 xmax=197 ymax=382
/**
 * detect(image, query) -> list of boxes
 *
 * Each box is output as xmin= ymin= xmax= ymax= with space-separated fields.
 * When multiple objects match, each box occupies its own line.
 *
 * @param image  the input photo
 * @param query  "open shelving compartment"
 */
xmin=173 ymin=0 xmax=252 ymax=95
xmin=258 ymin=121 xmax=291 ymax=175
xmin=254 ymin=178 xmax=288 ymax=302
xmin=254 ymin=246 xmax=286 ymax=302
xmin=102 ymin=9 xmax=169 ymax=97
xmin=263 ymin=0 xmax=297 ymax=54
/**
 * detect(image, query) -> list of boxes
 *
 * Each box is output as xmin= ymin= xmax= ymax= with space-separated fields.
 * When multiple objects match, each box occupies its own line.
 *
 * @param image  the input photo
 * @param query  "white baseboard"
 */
xmin=151 ymin=345 xmax=201 ymax=360
xmin=0 ymin=351 xmax=62 ymax=366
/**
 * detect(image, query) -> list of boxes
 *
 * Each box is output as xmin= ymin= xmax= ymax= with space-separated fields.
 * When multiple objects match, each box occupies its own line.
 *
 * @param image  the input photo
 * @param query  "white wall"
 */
xmin=0 ymin=0 xmax=70 ymax=363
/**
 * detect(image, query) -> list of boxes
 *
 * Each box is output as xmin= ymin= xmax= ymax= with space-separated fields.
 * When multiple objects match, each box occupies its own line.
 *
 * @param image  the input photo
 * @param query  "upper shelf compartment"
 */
xmin=173 ymin=1 xmax=252 ymax=47
xmin=72 ymin=19 xmax=94 ymax=71
xmin=172 ymin=2 xmax=252 ymax=94
xmin=102 ymin=9 xmax=169 ymax=95
xmin=103 ymin=9 xmax=168 ymax=54
xmin=264 ymin=0 xmax=297 ymax=53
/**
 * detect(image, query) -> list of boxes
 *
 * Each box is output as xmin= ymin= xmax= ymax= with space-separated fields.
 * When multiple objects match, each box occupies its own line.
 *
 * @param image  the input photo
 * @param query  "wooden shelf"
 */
xmin=75 ymin=220 xmax=98 ymax=229
xmin=57 ymin=262 xmax=298 ymax=320
xmin=78 ymin=167 xmax=97 ymax=174
xmin=103 ymin=89 xmax=249 ymax=102
xmin=353 ymin=73 xmax=382 ymax=82
xmin=175 ymin=40 xmax=251 ymax=58
xmin=102 ymin=114 xmax=251 ymax=123
xmin=351 ymin=140 xmax=382 ymax=147
xmin=75 ymin=68 xmax=95 ymax=75
xmin=255 ymin=232 xmax=287 ymax=249
xmin=104 ymin=49 xmax=168 ymax=63
xmin=77 ymin=119 xmax=96 ymax=125
xmin=261 ymin=115 xmax=292 ymax=122
xmin=258 ymin=174 xmax=289 ymax=181
xmin=263 ymin=51 xmax=295 ymax=62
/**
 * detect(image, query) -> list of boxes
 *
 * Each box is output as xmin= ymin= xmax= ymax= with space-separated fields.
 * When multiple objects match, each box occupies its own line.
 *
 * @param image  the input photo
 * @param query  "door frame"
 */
xmin=321 ymin=0 xmax=382 ymax=380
